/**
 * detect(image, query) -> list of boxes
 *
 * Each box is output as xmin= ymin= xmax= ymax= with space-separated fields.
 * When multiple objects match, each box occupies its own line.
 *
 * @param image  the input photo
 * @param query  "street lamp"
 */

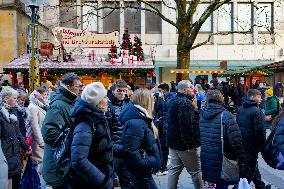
xmin=20 ymin=0 xmax=46 ymax=92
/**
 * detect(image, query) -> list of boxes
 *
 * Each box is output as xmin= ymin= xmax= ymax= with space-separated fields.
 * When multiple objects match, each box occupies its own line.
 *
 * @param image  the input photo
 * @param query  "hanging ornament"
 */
xmin=9 ymin=70 xmax=13 ymax=78
xmin=44 ymin=68 xmax=48 ymax=76
xmin=151 ymin=69 xmax=156 ymax=77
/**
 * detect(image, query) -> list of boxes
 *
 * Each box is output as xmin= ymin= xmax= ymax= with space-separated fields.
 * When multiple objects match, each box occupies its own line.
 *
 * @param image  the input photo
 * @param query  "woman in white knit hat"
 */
xmin=68 ymin=82 xmax=113 ymax=189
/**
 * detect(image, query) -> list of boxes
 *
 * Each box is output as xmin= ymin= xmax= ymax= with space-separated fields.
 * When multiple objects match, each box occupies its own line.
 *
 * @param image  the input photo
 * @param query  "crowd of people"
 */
xmin=0 ymin=73 xmax=283 ymax=189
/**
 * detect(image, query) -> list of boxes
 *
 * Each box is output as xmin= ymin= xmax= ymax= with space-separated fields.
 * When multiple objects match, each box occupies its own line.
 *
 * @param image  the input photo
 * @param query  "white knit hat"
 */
xmin=81 ymin=82 xmax=107 ymax=106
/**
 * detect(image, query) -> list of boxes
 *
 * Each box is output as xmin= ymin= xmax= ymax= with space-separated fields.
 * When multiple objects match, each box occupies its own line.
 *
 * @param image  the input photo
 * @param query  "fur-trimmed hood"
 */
xmin=0 ymin=106 xmax=17 ymax=124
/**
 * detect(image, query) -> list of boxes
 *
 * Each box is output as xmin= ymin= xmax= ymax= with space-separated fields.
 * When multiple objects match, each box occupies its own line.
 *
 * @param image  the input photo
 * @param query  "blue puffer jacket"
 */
xmin=237 ymin=99 xmax=266 ymax=157
xmin=275 ymin=116 xmax=284 ymax=156
xmin=68 ymin=99 xmax=113 ymax=189
xmin=118 ymin=103 xmax=161 ymax=177
xmin=200 ymin=102 xmax=247 ymax=183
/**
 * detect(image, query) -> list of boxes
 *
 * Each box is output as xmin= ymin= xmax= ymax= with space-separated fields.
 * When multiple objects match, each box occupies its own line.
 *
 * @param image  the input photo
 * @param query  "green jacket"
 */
xmin=41 ymin=86 xmax=77 ymax=187
xmin=265 ymin=96 xmax=279 ymax=116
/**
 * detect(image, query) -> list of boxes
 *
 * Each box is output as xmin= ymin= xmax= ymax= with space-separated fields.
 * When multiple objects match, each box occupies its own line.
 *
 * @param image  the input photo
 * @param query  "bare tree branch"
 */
xmin=186 ymin=0 xmax=200 ymax=24
xmin=160 ymin=0 xmax=176 ymax=11
xmin=184 ymin=0 xmax=232 ymax=48
xmin=190 ymin=31 xmax=252 ymax=50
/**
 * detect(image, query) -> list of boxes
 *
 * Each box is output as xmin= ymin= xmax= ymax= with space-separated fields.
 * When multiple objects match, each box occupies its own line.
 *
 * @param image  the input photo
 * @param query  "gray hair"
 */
xmin=0 ymin=88 xmax=18 ymax=104
xmin=177 ymin=80 xmax=192 ymax=92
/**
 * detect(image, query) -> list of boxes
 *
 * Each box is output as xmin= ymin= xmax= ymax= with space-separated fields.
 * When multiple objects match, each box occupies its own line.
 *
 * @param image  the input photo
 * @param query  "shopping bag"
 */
xmin=20 ymin=158 xmax=41 ymax=189
xmin=238 ymin=178 xmax=250 ymax=189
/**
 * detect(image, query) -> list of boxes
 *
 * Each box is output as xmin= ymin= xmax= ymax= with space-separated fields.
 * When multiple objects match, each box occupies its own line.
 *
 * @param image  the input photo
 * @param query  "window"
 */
xmin=82 ymin=2 xmax=98 ymax=31
xmin=102 ymin=2 xmax=120 ymax=33
xmin=255 ymin=3 xmax=273 ymax=32
xmin=237 ymin=3 xmax=252 ymax=31
xmin=145 ymin=2 xmax=162 ymax=34
xmin=124 ymin=2 xmax=141 ymax=34
xmin=217 ymin=3 xmax=233 ymax=32
xmin=193 ymin=3 xmax=212 ymax=32
xmin=59 ymin=0 xmax=77 ymax=28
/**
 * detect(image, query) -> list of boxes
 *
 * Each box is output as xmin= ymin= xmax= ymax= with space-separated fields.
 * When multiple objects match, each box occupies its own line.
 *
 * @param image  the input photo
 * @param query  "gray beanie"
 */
xmin=81 ymin=82 xmax=107 ymax=106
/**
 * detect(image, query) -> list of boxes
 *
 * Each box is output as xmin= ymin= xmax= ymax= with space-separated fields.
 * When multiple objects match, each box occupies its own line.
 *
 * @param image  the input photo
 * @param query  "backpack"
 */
xmin=54 ymin=116 xmax=96 ymax=179
xmin=261 ymin=124 xmax=284 ymax=170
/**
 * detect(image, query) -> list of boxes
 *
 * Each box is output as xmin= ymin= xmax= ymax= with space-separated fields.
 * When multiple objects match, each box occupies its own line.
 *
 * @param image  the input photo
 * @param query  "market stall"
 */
xmin=4 ymin=54 xmax=154 ymax=88
xmin=218 ymin=67 xmax=274 ymax=91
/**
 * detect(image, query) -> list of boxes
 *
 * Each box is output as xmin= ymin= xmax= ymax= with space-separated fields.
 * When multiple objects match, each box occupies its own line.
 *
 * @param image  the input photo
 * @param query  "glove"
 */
xmin=239 ymin=163 xmax=251 ymax=179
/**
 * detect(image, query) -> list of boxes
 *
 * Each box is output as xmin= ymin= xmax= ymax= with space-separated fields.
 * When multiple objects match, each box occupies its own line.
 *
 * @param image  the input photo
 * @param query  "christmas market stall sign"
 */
xmin=218 ymin=67 xmax=274 ymax=77
xmin=52 ymin=27 xmax=120 ymax=49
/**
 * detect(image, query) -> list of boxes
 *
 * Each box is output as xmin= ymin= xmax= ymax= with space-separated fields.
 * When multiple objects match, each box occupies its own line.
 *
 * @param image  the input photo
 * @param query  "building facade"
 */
xmin=0 ymin=0 xmax=51 ymax=72
xmin=6 ymin=0 xmax=284 ymax=83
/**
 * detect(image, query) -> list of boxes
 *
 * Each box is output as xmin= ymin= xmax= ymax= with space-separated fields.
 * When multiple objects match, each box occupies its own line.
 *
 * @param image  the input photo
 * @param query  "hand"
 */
xmin=265 ymin=115 xmax=272 ymax=121
xmin=25 ymin=147 xmax=32 ymax=157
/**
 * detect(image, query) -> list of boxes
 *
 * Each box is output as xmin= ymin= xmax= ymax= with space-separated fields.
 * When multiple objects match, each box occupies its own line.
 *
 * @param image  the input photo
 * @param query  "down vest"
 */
xmin=199 ymin=102 xmax=247 ymax=183
xmin=68 ymin=98 xmax=113 ymax=189
xmin=117 ymin=103 xmax=161 ymax=177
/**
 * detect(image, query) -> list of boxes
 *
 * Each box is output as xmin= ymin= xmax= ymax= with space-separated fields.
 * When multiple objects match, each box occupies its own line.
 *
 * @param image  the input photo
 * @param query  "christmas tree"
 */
xmin=108 ymin=44 xmax=118 ymax=60
xmin=120 ymin=28 xmax=132 ymax=55
xmin=132 ymin=35 xmax=144 ymax=61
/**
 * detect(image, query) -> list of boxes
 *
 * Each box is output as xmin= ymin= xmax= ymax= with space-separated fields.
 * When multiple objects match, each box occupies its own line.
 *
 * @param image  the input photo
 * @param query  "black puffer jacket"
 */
xmin=237 ymin=99 xmax=266 ymax=157
xmin=200 ymin=102 xmax=247 ymax=183
xmin=69 ymin=98 xmax=113 ymax=189
xmin=117 ymin=103 xmax=161 ymax=177
xmin=167 ymin=92 xmax=200 ymax=151
xmin=107 ymin=94 xmax=129 ymax=144
xmin=0 ymin=107 xmax=29 ymax=178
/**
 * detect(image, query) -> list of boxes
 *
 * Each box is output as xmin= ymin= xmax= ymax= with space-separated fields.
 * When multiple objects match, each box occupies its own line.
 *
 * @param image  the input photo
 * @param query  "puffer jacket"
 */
xmin=0 ymin=106 xmax=29 ymax=178
xmin=68 ymin=98 xmax=113 ymax=189
xmin=117 ymin=103 xmax=161 ymax=177
xmin=107 ymin=94 xmax=129 ymax=144
xmin=200 ymin=102 xmax=247 ymax=183
xmin=0 ymin=139 xmax=8 ymax=189
xmin=237 ymin=98 xmax=266 ymax=158
xmin=41 ymin=86 xmax=77 ymax=186
xmin=275 ymin=116 xmax=284 ymax=156
xmin=265 ymin=96 xmax=279 ymax=116
xmin=167 ymin=92 xmax=200 ymax=151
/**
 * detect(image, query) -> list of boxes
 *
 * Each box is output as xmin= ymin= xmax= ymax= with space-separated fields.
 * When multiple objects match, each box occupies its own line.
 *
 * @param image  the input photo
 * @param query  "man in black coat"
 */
xmin=237 ymin=89 xmax=270 ymax=189
xmin=108 ymin=79 xmax=132 ymax=189
xmin=167 ymin=80 xmax=204 ymax=189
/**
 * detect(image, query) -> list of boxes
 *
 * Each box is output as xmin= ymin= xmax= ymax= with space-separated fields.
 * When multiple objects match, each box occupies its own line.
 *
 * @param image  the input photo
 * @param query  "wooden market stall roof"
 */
xmin=218 ymin=67 xmax=274 ymax=77
xmin=258 ymin=60 xmax=284 ymax=71
xmin=4 ymin=54 xmax=154 ymax=75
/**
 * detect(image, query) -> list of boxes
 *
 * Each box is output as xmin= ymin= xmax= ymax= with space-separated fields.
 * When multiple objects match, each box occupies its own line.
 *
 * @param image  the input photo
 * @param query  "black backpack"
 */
xmin=54 ymin=116 xmax=96 ymax=179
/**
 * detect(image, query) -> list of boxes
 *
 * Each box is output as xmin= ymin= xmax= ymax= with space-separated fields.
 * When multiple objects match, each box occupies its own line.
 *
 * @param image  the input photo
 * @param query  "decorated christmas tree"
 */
xmin=132 ymin=36 xmax=144 ymax=61
xmin=108 ymin=44 xmax=118 ymax=60
xmin=120 ymin=28 xmax=132 ymax=55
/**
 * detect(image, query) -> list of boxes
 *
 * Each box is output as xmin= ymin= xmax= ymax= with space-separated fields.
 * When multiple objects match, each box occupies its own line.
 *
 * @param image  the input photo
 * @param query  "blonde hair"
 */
xmin=132 ymin=89 xmax=154 ymax=116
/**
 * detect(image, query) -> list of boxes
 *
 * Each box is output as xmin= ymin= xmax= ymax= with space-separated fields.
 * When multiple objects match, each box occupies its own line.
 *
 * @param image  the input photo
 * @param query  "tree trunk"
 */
xmin=176 ymin=34 xmax=191 ymax=82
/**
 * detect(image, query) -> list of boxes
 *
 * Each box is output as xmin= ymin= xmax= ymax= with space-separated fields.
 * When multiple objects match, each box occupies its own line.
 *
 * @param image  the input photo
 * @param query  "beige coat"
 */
xmin=27 ymin=95 xmax=47 ymax=164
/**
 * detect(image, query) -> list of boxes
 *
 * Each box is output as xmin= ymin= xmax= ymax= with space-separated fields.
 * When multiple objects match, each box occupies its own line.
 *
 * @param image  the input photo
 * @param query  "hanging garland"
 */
xmin=218 ymin=67 xmax=274 ymax=77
